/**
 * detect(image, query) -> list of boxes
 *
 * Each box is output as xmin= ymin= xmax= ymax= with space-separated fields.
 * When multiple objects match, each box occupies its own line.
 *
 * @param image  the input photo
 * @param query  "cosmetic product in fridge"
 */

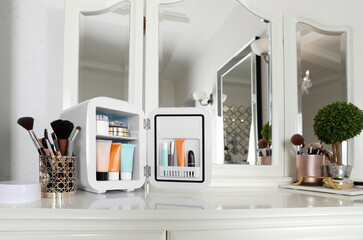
xmin=161 ymin=142 xmax=169 ymax=166
xmin=109 ymin=127 xmax=130 ymax=137
xmin=51 ymin=119 xmax=74 ymax=156
xmin=109 ymin=120 xmax=128 ymax=128
xmin=96 ymin=140 xmax=112 ymax=181
xmin=188 ymin=150 xmax=195 ymax=167
xmin=175 ymin=139 xmax=185 ymax=167
xmin=67 ymin=126 xmax=81 ymax=156
xmin=108 ymin=143 xmax=121 ymax=180
xmin=120 ymin=144 xmax=135 ymax=180
xmin=168 ymin=141 xmax=175 ymax=166
xmin=17 ymin=117 xmax=46 ymax=155
xmin=96 ymin=115 xmax=109 ymax=135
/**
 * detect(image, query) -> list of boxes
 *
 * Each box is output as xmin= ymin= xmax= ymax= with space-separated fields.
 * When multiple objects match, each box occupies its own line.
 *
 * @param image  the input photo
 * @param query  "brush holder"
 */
xmin=296 ymin=155 xmax=324 ymax=186
xmin=39 ymin=156 xmax=77 ymax=198
xmin=259 ymin=156 xmax=272 ymax=165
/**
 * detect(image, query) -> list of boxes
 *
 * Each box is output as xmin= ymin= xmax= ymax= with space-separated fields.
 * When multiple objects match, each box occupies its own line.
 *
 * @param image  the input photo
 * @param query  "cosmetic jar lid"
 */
xmin=121 ymin=172 xmax=132 ymax=180
xmin=108 ymin=172 xmax=120 ymax=181
xmin=109 ymin=127 xmax=129 ymax=133
xmin=96 ymin=172 xmax=108 ymax=181
xmin=109 ymin=130 xmax=130 ymax=137
xmin=0 ymin=181 xmax=41 ymax=204
xmin=96 ymin=115 xmax=109 ymax=122
xmin=109 ymin=121 xmax=128 ymax=128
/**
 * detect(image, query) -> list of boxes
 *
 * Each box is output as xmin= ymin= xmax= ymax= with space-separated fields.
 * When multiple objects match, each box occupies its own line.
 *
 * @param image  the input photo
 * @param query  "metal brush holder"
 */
xmin=39 ymin=156 xmax=77 ymax=198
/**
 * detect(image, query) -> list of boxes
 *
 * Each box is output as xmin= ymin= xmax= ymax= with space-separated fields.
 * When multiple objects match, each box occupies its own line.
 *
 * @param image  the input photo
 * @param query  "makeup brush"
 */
xmin=17 ymin=117 xmax=46 ymax=155
xmin=41 ymin=138 xmax=50 ymax=156
xmin=290 ymin=134 xmax=305 ymax=155
xmin=258 ymin=139 xmax=268 ymax=149
xmin=67 ymin=126 xmax=81 ymax=156
xmin=44 ymin=129 xmax=55 ymax=157
xmin=307 ymin=142 xmax=321 ymax=155
xmin=51 ymin=132 xmax=62 ymax=156
xmin=51 ymin=119 xmax=74 ymax=155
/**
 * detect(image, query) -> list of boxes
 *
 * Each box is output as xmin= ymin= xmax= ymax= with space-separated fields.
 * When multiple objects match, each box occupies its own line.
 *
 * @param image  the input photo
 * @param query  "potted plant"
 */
xmin=313 ymin=102 xmax=363 ymax=166
xmin=261 ymin=121 xmax=272 ymax=148
xmin=258 ymin=122 xmax=272 ymax=165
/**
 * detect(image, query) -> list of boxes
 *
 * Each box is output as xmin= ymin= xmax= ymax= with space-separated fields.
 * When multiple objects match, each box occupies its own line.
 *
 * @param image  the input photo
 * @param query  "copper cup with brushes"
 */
xmin=257 ymin=139 xmax=271 ymax=165
xmin=290 ymin=134 xmax=324 ymax=186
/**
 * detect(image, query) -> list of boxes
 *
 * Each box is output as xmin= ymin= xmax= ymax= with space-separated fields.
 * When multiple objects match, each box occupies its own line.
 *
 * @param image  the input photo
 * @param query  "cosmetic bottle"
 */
xmin=161 ymin=142 xmax=168 ymax=166
xmin=168 ymin=141 xmax=175 ymax=166
xmin=96 ymin=115 xmax=109 ymax=135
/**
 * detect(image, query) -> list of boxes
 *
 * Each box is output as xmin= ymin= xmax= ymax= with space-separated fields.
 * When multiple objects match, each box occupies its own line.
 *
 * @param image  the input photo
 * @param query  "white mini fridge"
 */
xmin=60 ymin=97 xmax=212 ymax=193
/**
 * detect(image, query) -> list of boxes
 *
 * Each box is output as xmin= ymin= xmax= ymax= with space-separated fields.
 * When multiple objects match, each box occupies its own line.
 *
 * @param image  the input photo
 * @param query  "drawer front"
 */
xmin=0 ymin=231 xmax=166 ymax=240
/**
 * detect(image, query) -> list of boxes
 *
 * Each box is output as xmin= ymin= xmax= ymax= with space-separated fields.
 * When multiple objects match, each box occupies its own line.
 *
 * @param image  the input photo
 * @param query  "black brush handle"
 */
xmin=37 ymin=147 xmax=46 ymax=156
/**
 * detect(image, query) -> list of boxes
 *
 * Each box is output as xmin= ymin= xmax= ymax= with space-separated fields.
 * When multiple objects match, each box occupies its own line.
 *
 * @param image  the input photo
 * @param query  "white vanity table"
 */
xmin=1 ymin=187 xmax=363 ymax=239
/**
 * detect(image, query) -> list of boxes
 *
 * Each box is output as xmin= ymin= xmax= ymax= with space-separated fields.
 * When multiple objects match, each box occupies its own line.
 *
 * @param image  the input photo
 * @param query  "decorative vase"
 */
xmin=324 ymin=164 xmax=352 ymax=179
xmin=259 ymin=156 xmax=272 ymax=165
xmin=296 ymin=155 xmax=324 ymax=186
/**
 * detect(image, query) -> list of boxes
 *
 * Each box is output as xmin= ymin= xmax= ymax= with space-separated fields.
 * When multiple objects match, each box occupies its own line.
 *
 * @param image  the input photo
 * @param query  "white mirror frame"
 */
xmin=144 ymin=0 xmax=288 ymax=184
xmin=210 ymin=0 xmax=286 ymax=182
xmin=284 ymin=16 xmax=354 ymax=178
xmin=63 ymin=0 xmax=144 ymax=110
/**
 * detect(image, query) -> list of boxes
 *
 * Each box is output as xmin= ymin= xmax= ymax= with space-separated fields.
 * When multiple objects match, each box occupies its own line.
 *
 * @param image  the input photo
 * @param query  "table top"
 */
xmin=1 ymin=186 xmax=363 ymax=211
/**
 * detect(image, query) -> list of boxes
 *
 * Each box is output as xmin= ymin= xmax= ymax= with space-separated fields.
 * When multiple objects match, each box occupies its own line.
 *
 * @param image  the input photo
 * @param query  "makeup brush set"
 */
xmin=17 ymin=117 xmax=81 ymax=157
xmin=17 ymin=117 xmax=81 ymax=197
xmin=290 ymin=133 xmax=332 ymax=160
xmin=257 ymin=139 xmax=272 ymax=157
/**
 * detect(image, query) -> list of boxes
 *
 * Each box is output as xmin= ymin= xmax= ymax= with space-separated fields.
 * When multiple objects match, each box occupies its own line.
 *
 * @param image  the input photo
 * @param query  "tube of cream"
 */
xmin=96 ymin=140 xmax=112 ymax=181
xmin=120 ymin=143 xmax=135 ymax=180
xmin=161 ymin=142 xmax=168 ymax=166
xmin=175 ymin=139 xmax=185 ymax=167
xmin=108 ymin=142 xmax=121 ymax=180
xmin=168 ymin=141 xmax=175 ymax=166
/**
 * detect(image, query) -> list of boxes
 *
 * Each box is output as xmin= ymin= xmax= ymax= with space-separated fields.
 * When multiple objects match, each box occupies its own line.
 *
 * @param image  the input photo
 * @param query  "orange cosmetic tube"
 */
xmin=108 ymin=142 xmax=121 ymax=180
xmin=175 ymin=139 xmax=185 ymax=167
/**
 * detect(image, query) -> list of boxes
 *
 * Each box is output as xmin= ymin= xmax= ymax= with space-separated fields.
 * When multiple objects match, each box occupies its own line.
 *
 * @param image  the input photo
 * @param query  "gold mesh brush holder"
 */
xmin=39 ymin=156 xmax=77 ymax=198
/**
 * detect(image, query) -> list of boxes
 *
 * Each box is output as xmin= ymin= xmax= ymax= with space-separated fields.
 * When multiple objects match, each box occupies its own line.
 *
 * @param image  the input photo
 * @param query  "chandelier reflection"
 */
xmin=301 ymin=70 xmax=312 ymax=95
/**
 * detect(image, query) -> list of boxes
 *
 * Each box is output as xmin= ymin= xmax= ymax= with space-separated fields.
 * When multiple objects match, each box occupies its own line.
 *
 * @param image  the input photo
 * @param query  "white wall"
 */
xmin=0 ymin=0 xmax=64 ymax=181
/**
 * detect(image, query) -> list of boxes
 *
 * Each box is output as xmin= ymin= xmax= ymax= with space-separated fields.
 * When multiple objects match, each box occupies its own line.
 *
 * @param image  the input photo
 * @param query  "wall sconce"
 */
xmin=301 ymin=69 xmax=312 ymax=95
xmin=192 ymin=92 xmax=213 ymax=106
xmin=251 ymin=37 xmax=270 ymax=63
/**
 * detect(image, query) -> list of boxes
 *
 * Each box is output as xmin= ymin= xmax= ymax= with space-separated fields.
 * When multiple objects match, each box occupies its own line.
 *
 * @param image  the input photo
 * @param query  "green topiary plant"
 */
xmin=261 ymin=121 xmax=272 ymax=143
xmin=313 ymin=102 xmax=363 ymax=165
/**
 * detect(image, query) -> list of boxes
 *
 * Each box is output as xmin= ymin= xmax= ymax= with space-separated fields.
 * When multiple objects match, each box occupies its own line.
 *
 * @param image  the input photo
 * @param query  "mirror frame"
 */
xmin=63 ymin=0 xmax=144 ymax=110
xmin=284 ymin=16 xmax=353 ymax=178
xmin=212 ymin=1 xmax=285 ymax=178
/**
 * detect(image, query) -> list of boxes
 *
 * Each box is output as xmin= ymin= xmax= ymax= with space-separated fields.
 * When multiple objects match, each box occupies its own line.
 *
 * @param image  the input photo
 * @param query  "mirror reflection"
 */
xmin=79 ymin=3 xmax=130 ymax=102
xmin=296 ymin=23 xmax=347 ymax=162
xmin=157 ymin=0 xmax=271 ymax=165
xmin=219 ymin=36 xmax=271 ymax=165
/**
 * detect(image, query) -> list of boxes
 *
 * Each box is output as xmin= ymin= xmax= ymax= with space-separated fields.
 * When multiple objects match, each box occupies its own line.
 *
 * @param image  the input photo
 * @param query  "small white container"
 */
xmin=96 ymin=115 xmax=109 ymax=135
xmin=0 ymin=181 xmax=41 ymax=203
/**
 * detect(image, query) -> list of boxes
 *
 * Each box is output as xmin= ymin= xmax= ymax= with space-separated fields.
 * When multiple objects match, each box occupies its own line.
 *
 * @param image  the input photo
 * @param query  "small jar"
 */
xmin=96 ymin=115 xmax=109 ymax=135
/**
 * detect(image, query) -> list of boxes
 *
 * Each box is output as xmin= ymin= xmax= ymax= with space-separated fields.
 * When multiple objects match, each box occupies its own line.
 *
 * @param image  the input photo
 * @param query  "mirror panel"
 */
xmin=157 ymin=0 xmax=271 ymax=165
xmin=296 ymin=22 xmax=347 ymax=162
xmin=79 ymin=3 xmax=130 ymax=102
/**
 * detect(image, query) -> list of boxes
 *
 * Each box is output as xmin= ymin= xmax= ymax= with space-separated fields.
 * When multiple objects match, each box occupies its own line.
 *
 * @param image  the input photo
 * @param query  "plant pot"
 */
xmin=324 ymin=164 xmax=352 ymax=179
xmin=259 ymin=156 xmax=272 ymax=165
xmin=296 ymin=155 xmax=324 ymax=186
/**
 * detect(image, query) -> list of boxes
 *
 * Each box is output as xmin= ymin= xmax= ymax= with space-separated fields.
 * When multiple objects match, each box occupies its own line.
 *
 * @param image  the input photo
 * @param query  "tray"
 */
xmin=280 ymin=184 xmax=363 ymax=196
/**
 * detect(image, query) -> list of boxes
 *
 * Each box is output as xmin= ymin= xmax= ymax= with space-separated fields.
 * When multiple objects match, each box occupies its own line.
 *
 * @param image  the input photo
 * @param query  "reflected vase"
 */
xmin=259 ymin=156 xmax=272 ymax=165
xmin=296 ymin=155 xmax=324 ymax=186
